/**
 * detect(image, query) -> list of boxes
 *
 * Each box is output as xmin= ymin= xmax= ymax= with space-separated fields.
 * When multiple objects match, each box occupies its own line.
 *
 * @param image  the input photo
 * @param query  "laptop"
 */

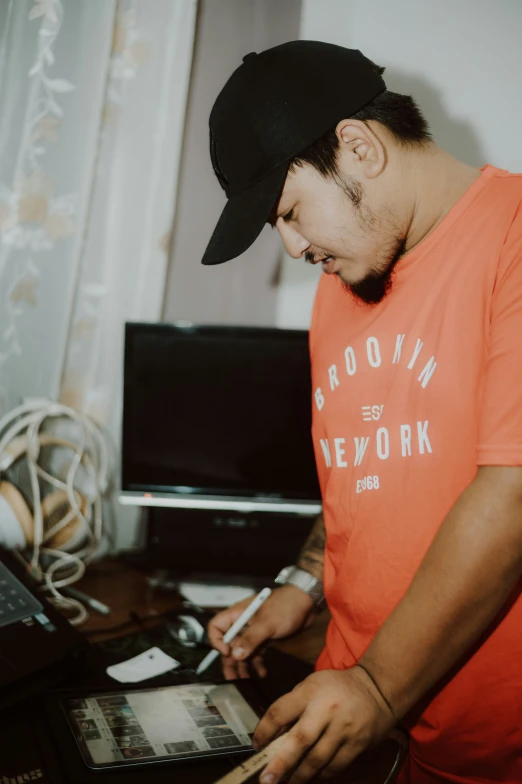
xmin=0 ymin=546 xmax=89 ymax=711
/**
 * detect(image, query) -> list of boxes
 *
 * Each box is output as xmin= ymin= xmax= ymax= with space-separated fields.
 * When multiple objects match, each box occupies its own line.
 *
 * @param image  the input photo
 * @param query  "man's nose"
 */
xmin=276 ymin=220 xmax=310 ymax=259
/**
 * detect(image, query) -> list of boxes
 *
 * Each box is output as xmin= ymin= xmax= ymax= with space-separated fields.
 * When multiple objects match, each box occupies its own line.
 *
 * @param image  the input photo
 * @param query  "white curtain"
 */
xmin=0 ymin=0 xmax=197 ymax=543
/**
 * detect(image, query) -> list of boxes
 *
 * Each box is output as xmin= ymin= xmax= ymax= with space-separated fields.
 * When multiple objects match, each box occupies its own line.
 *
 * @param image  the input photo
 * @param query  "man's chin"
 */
xmin=338 ymin=270 xmax=393 ymax=306
xmin=338 ymin=239 xmax=406 ymax=305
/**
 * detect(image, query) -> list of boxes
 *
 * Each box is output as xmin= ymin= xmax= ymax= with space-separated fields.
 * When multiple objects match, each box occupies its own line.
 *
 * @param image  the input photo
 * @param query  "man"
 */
xmin=202 ymin=41 xmax=522 ymax=783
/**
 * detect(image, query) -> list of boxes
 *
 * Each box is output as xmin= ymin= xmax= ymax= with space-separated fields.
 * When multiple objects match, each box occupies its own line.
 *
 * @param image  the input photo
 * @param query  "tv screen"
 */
xmin=120 ymin=323 xmax=321 ymax=513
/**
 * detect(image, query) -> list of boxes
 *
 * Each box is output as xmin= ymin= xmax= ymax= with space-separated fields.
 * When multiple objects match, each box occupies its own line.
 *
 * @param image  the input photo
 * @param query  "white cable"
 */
xmin=0 ymin=400 xmax=110 ymax=625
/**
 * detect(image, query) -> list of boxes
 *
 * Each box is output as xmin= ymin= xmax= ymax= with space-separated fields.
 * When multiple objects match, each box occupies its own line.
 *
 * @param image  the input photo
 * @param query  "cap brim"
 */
xmin=202 ymin=162 xmax=288 ymax=265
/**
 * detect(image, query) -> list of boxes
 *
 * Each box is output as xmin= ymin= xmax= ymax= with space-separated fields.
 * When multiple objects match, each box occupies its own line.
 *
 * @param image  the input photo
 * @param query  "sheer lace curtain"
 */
xmin=0 ymin=0 xmax=197 ymax=545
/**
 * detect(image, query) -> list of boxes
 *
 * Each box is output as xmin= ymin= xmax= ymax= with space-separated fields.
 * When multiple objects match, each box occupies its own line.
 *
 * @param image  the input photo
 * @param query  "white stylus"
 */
xmin=196 ymin=587 xmax=272 ymax=675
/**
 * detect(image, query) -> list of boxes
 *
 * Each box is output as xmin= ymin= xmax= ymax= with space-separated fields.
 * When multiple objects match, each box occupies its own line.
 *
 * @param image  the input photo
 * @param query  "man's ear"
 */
xmin=335 ymin=118 xmax=386 ymax=178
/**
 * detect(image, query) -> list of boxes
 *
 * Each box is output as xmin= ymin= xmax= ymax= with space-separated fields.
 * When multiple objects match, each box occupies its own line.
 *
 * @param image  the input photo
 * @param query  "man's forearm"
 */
xmin=296 ymin=511 xmax=325 ymax=580
xmin=359 ymin=466 xmax=522 ymax=720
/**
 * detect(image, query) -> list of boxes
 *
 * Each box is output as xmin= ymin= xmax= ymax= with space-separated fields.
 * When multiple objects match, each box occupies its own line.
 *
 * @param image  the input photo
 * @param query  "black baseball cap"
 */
xmin=202 ymin=40 xmax=386 ymax=266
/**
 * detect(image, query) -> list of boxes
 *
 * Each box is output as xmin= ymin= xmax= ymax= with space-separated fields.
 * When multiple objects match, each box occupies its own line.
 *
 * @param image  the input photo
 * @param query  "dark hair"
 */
xmin=290 ymin=63 xmax=431 ymax=179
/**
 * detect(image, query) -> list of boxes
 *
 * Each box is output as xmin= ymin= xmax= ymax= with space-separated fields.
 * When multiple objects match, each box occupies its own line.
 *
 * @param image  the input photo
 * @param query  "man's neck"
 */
xmin=403 ymin=145 xmax=481 ymax=254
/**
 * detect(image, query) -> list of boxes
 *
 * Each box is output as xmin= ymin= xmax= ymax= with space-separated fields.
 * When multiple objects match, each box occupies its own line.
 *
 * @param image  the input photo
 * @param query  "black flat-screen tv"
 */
xmin=120 ymin=323 xmax=321 ymax=514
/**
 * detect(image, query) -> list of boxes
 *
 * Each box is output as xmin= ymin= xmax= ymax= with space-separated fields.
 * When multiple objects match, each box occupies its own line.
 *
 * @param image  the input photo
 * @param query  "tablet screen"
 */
xmin=63 ymin=682 xmax=261 ymax=768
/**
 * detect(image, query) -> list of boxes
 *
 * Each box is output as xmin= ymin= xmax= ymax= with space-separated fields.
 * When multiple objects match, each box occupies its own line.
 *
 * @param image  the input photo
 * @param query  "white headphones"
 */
xmin=0 ymin=401 xmax=110 ymax=624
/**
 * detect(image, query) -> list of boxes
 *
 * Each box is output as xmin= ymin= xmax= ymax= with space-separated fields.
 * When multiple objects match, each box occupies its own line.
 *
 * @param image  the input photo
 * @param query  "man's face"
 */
xmin=273 ymin=162 xmax=406 ymax=305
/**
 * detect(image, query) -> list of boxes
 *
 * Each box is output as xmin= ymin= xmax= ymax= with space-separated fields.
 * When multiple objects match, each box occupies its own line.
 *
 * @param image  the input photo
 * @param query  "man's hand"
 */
xmin=207 ymin=586 xmax=317 ymax=680
xmin=253 ymin=667 xmax=396 ymax=783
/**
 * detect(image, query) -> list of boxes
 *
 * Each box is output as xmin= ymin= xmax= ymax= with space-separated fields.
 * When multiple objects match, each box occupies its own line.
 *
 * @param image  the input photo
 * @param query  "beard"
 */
xmin=335 ymin=176 xmax=406 ymax=305
xmin=343 ymin=234 xmax=406 ymax=305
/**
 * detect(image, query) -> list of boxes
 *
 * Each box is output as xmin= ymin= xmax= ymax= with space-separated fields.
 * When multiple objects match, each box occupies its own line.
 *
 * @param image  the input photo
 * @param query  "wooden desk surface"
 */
xmin=78 ymin=558 xmax=329 ymax=663
xmin=77 ymin=559 xmax=405 ymax=783
xmin=78 ymin=558 xmax=185 ymax=640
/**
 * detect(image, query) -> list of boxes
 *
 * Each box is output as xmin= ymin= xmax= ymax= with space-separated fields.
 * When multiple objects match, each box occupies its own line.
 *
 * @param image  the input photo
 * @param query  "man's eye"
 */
xmin=282 ymin=208 xmax=295 ymax=223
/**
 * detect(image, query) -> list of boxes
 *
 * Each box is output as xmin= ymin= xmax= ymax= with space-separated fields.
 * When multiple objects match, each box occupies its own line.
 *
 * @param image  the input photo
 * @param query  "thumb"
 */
xmin=208 ymin=607 xmax=244 ymax=655
xmin=229 ymin=620 xmax=273 ymax=661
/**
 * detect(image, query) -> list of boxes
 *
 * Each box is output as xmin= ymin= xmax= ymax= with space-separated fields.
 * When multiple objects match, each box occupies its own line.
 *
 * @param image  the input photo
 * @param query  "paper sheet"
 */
xmin=106 ymin=647 xmax=180 ymax=683
xmin=179 ymin=581 xmax=255 ymax=608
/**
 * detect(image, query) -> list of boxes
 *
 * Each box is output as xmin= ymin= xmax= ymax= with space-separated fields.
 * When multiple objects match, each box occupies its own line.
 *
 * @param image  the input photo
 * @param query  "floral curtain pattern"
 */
xmin=0 ymin=0 xmax=112 ymax=403
xmin=59 ymin=0 xmax=197 ymax=433
xmin=0 ymin=0 xmax=196 ymax=414
xmin=0 ymin=0 xmax=80 ymax=386
xmin=0 ymin=0 xmax=196 ymax=546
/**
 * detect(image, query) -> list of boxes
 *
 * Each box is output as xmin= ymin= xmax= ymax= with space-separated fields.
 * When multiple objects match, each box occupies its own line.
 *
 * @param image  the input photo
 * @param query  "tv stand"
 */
xmin=141 ymin=506 xmax=316 ymax=585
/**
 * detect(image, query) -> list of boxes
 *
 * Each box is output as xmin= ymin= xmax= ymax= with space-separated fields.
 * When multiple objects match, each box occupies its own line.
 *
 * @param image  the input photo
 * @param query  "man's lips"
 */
xmin=320 ymin=256 xmax=336 ymax=274
xmin=307 ymin=253 xmax=337 ymax=273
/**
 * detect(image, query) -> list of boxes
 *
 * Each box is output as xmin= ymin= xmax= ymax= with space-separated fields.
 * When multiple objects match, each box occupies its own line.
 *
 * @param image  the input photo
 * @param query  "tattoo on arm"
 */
xmin=297 ymin=511 xmax=325 ymax=580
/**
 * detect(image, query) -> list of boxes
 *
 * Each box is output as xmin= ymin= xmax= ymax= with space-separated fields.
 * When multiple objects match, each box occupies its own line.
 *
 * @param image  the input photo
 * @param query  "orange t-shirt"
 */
xmin=310 ymin=165 xmax=522 ymax=783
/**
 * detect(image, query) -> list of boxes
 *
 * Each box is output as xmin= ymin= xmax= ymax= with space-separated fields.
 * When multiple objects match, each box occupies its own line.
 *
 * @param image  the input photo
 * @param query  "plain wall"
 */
xmin=275 ymin=0 xmax=522 ymax=329
xmin=163 ymin=0 xmax=301 ymax=326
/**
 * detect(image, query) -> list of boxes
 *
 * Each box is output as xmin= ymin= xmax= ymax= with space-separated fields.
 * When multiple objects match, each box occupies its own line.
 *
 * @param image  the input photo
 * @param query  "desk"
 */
xmin=78 ymin=559 xmax=330 ymax=661
xmin=77 ymin=559 xmax=405 ymax=783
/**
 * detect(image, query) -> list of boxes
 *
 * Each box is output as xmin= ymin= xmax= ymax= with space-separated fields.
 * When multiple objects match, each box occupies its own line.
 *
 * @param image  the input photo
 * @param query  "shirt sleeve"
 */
xmin=477 ymin=205 xmax=522 ymax=465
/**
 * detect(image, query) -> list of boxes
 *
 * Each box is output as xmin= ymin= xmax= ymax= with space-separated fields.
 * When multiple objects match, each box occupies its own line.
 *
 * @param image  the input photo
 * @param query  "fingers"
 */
xmin=220 ymin=650 xmax=266 ymax=681
xmin=317 ymin=742 xmax=358 ymax=780
xmin=257 ymin=712 xmax=329 ymax=784
xmin=287 ymin=731 xmax=343 ymax=784
xmin=253 ymin=667 xmax=392 ymax=784
xmin=207 ymin=601 xmax=275 ymax=662
xmin=252 ymin=653 xmax=268 ymax=678
xmin=228 ymin=621 xmax=274 ymax=662
xmin=221 ymin=654 xmax=242 ymax=681
xmin=207 ymin=605 xmax=245 ymax=656
xmin=253 ymin=687 xmax=308 ymax=751
xmin=221 ymin=650 xmax=259 ymax=680
xmin=209 ymin=609 xmax=271 ymax=680
xmin=208 ymin=586 xmax=314 ymax=681
xmin=221 ymin=652 xmax=255 ymax=680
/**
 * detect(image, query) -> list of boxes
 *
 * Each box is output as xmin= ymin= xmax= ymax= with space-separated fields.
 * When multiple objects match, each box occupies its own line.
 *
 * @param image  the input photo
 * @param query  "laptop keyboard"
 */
xmin=0 ymin=561 xmax=43 ymax=628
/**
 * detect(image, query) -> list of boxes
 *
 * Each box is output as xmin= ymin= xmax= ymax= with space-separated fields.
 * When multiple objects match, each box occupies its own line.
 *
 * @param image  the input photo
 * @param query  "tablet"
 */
xmin=60 ymin=680 xmax=266 ymax=770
